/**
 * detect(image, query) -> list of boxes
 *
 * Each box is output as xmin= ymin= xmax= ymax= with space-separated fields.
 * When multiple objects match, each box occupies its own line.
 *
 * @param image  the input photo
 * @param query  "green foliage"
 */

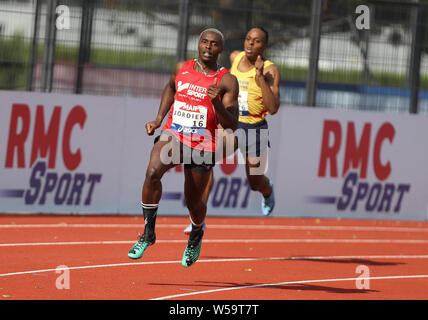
xmin=0 ymin=34 xmax=29 ymax=90
xmin=89 ymin=48 xmax=176 ymax=70
xmin=274 ymin=64 xmax=428 ymax=89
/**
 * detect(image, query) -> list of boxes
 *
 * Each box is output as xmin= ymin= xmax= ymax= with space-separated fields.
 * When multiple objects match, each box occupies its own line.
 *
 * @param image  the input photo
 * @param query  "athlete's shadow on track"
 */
xmin=293 ymin=258 xmax=405 ymax=266
xmin=202 ymin=256 xmax=405 ymax=266
xmin=149 ymin=256 xmax=401 ymax=294
xmin=149 ymin=280 xmax=379 ymax=294
xmin=199 ymin=281 xmax=380 ymax=294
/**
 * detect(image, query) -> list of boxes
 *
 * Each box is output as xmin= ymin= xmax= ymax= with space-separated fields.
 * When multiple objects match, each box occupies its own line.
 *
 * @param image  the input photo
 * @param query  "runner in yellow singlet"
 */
xmin=230 ymin=27 xmax=280 ymax=216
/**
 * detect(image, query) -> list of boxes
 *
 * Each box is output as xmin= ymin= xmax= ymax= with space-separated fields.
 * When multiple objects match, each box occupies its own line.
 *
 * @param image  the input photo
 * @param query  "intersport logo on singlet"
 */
xmin=177 ymin=81 xmax=207 ymax=99
xmin=308 ymin=119 xmax=411 ymax=214
xmin=1 ymin=103 xmax=102 ymax=206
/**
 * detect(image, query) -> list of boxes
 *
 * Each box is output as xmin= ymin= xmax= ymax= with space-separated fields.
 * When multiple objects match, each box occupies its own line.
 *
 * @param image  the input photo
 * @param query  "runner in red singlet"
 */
xmin=184 ymin=27 xmax=280 ymax=235
xmin=128 ymin=28 xmax=239 ymax=268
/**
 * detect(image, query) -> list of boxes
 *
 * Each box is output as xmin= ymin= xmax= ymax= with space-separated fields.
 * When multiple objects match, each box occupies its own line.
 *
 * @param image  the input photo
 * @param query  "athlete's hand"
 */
xmin=207 ymin=77 xmax=221 ymax=101
xmin=255 ymin=55 xmax=264 ymax=78
xmin=145 ymin=120 xmax=161 ymax=136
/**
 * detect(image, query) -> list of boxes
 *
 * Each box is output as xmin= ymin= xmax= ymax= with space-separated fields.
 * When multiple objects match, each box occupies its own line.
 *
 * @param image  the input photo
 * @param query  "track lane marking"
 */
xmin=151 ymin=274 xmax=428 ymax=300
xmin=0 ymin=223 xmax=428 ymax=233
xmin=1 ymin=254 xmax=428 ymax=278
xmin=2 ymin=238 xmax=428 ymax=247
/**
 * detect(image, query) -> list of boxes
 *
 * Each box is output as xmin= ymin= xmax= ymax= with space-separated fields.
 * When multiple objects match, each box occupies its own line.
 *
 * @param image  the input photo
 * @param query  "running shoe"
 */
xmin=128 ymin=233 xmax=155 ymax=259
xmin=184 ymin=221 xmax=207 ymax=235
xmin=261 ymin=180 xmax=275 ymax=216
xmin=181 ymin=229 xmax=204 ymax=267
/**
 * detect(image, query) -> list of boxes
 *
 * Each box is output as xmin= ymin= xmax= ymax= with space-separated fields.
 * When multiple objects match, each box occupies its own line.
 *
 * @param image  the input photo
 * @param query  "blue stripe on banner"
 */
xmin=306 ymin=196 xmax=337 ymax=204
xmin=281 ymin=80 xmax=428 ymax=98
xmin=162 ymin=192 xmax=182 ymax=200
xmin=0 ymin=189 xmax=25 ymax=198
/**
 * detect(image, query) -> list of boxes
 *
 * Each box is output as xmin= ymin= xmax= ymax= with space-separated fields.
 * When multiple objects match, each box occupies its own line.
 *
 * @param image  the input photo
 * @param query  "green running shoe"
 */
xmin=181 ymin=229 xmax=204 ymax=268
xmin=128 ymin=234 xmax=155 ymax=259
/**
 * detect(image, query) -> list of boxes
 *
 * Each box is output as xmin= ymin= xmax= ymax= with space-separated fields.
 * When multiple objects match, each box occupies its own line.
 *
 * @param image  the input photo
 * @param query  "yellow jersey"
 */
xmin=230 ymin=51 xmax=274 ymax=124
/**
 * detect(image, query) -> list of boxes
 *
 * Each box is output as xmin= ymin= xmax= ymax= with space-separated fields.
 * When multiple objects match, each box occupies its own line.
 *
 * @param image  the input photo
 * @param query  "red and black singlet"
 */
xmin=162 ymin=59 xmax=229 ymax=152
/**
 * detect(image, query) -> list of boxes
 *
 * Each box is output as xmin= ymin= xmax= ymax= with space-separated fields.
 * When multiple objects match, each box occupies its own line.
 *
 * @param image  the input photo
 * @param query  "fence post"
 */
xmin=28 ymin=0 xmax=41 ymax=91
xmin=75 ymin=0 xmax=94 ymax=94
xmin=305 ymin=0 xmax=323 ymax=107
xmin=41 ymin=0 xmax=58 ymax=92
xmin=245 ymin=0 xmax=253 ymax=31
xmin=176 ymin=0 xmax=190 ymax=62
xmin=408 ymin=3 xmax=425 ymax=114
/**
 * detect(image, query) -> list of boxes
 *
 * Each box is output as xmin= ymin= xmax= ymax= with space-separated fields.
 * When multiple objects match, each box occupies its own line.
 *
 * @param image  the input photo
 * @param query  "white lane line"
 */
xmin=2 ymin=238 xmax=428 ymax=247
xmin=151 ymin=274 xmax=428 ymax=300
xmin=0 ymin=240 xmax=136 ymax=247
xmin=1 ymin=254 xmax=428 ymax=278
xmin=0 ymin=260 xmax=181 ymax=277
xmin=0 ymin=223 xmax=428 ymax=233
xmin=0 ymin=223 xmax=146 ymax=228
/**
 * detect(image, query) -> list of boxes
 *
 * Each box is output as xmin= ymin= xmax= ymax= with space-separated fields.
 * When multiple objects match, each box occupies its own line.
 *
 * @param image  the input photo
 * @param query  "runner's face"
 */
xmin=198 ymin=31 xmax=223 ymax=63
xmin=244 ymin=28 xmax=267 ymax=60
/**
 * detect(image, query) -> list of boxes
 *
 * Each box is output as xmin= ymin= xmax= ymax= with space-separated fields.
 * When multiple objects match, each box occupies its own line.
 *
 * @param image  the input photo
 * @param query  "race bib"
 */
xmin=238 ymin=90 xmax=250 ymax=116
xmin=171 ymin=100 xmax=208 ymax=135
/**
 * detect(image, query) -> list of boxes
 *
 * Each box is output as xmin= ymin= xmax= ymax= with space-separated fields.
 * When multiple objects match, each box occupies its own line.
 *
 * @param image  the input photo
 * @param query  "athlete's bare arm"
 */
xmin=207 ymin=73 xmax=239 ymax=131
xmin=230 ymin=51 xmax=280 ymax=116
xmin=255 ymin=56 xmax=280 ymax=115
xmin=145 ymin=61 xmax=184 ymax=135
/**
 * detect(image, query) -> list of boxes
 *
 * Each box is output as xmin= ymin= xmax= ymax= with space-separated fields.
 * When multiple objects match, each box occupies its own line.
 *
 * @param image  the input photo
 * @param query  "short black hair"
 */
xmin=200 ymin=28 xmax=225 ymax=44
xmin=253 ymin=26 xmax=269 ymax=45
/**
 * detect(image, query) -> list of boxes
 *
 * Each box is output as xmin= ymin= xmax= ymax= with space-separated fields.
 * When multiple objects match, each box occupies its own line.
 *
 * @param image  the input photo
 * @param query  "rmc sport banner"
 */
xmin=1 ymin=90 xmax=428 ymax=220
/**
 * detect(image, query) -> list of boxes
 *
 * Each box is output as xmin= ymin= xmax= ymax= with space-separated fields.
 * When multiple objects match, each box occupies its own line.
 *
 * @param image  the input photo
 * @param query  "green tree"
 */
xmin=0 ymin=33 xmax=28 ymax=90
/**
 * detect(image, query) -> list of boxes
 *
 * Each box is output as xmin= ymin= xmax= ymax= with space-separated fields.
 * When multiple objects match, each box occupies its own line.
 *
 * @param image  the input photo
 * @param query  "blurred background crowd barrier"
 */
xmin=1 ymin=0 xmax=428 ymax=114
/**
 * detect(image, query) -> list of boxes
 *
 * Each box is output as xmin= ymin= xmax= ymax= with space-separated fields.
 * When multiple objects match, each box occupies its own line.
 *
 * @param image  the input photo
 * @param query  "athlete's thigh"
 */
xmin=146 ymin=134 xmax=179 ymax=176
xmin=245 ymin=148 xmax=268 ymax=178
xmin=215 ymin=128 xmax=238 ymax=162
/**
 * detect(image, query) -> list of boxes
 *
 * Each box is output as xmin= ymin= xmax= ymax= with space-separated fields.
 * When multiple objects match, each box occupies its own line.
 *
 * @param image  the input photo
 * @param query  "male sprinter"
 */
xmin=184 ymin=27 xmax=280 ymax=234
xmin=232 ymin=26 xmax=280 ymax=215
xmin=128 ymin=28 xmax=239 ymax=268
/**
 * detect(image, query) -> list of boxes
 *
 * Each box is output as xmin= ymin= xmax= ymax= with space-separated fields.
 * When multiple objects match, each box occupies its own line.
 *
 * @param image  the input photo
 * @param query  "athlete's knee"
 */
xmin=145 ymin=166 xmax=163 ymax=185
xmin=248 ymin=182 xmax=261 ymax=192
xmin=247 ymin=176 xmax=265 ymax=192
xmin=186 ymin=197 xmax=205 ymax=213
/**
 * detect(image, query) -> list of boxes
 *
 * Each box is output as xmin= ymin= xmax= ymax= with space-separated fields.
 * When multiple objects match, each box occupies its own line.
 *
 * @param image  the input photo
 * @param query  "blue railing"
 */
xmin=280 ymin=80 xmax=428 ymax=115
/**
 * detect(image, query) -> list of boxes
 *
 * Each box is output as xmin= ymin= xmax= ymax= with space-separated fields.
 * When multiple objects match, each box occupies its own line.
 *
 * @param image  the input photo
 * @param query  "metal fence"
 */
xmin=1 ymin=0 xmax=428 ymax=114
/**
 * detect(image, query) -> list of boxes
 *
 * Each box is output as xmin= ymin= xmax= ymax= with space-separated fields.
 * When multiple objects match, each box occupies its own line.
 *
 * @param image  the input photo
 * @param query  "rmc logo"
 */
xmin=2 ymin=103 xmax=102 ymax=206
xmin=310 ymin=119 xmax=410 ymax=214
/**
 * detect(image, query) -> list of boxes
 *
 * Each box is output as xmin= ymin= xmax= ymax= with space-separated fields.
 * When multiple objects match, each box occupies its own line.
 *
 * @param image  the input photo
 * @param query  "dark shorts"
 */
xmin=154 ymin=132 xmax=215 ymax=173
xmin=235 ymin=120 xmax=270 ymax=158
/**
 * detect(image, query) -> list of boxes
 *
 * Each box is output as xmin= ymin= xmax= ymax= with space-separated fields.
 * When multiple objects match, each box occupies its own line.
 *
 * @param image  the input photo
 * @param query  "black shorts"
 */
xmin=154 ymin=132 xmax=215 ymax=173
xmin=235 ymin=120 xmax=270 ymax=158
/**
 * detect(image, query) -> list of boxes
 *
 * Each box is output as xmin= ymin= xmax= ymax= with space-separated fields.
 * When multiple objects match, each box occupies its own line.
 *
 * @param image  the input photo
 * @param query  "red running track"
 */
xmin=1 ymin=214 xmax=428 ymax=300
